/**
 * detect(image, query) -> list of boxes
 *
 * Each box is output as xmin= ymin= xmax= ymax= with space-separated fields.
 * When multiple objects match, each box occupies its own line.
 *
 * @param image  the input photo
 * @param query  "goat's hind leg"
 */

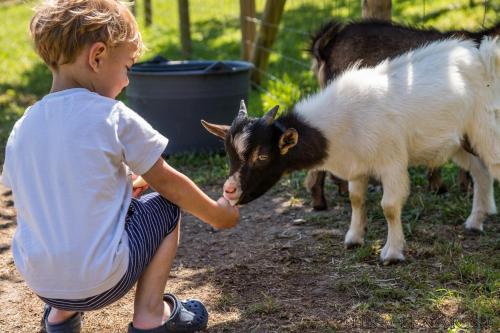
xmin=379 ymin=167 xmax=410 ymax=264
xmin=304 ymin=170 xmax=328 ymax=210
xmin=345 ymin=176 xmax=368 ymax=248
xmin=332 ymin=174 xmax=349 ymax=196
xmin=427 ymin=168 xmax=448 ymax=194
xmin=468 ymin=106 xmax=500 ymax=181
xmin=452 ymin=149 xmax=496 ymax=232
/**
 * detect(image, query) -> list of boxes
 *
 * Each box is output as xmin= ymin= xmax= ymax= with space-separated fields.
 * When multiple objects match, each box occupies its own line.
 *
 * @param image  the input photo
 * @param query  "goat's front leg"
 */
xmin=345 ymin=176 xmax=368 ymax=248
xmin=452 ymin=149 xmax=496 ymax=232
xmin=379 ymin=168 xmax=409 ymax=264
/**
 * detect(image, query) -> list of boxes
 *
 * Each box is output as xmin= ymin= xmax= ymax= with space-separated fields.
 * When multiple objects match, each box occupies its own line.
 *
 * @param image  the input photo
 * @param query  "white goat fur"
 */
xmin=295 ymin=38 xmax=500 ymax=263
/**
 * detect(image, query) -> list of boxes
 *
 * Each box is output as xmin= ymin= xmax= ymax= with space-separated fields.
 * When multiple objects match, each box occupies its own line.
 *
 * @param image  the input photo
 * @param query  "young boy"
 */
xmin=1 ymin=1 xmax=239 ymax=332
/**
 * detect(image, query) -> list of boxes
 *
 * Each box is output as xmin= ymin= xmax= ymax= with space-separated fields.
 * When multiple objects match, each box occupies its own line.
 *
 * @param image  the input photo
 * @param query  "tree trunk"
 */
xmin=240 ymin=0 xmax=256 ymax=61
xmin=144 ymin=0 xmax=152 ymax=26
xmin=250 ymin=0 xmax=287 ymax=84
xmin=178 ymin=0 xmax=192 ymax=58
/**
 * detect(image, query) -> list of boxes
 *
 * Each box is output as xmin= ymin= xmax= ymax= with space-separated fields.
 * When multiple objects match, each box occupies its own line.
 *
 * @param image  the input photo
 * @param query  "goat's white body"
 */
xmin=295 ymin=38 xmax=500 ymax=262
xmin=298 ymin=38 xmax=496 ymax=179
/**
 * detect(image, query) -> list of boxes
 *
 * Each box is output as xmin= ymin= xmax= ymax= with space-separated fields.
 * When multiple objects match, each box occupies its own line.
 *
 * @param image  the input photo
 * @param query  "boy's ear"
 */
xmin=88 ymin=42 xmax=107 ymax=72
xmin=279 ymin=128 xmax=298 ymax=155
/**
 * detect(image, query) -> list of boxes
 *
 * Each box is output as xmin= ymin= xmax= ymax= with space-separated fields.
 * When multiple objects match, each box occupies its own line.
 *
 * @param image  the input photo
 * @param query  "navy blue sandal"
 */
xmin=128 ymin=293 xmax=208 ymax=333
xmin=40 ymin=305 xmax=83 ymax=333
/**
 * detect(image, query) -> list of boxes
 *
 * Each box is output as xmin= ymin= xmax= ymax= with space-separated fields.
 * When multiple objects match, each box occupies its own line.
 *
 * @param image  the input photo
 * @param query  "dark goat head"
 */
xmin=201 ymin=100 xmax=299 ymax=205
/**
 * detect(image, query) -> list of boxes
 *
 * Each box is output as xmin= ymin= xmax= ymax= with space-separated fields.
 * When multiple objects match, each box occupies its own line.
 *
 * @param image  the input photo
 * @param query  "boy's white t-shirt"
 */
xmin=1 ymin=88 xmax=168 ymax=299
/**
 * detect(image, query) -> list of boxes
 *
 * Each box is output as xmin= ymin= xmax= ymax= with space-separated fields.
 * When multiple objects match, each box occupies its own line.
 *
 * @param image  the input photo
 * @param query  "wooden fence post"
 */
xmin=178 ymin=0 xmax=192 ymax=59
xmin=361 ymin=0 xmax=391 ymax=20
xmin=144 ymin=0 xmax=152 ymax=26
xmin=130 ymin=1 xmax=136 ymax=16
xmin=240 ymin=0 xmax=256 ymax=61
xmin=250 ymin=0 xmax=286 ymax=85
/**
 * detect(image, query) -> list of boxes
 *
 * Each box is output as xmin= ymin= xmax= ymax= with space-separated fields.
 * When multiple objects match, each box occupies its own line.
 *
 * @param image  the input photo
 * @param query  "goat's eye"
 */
xmin=258 ymin=154 xmax=268 ymax=161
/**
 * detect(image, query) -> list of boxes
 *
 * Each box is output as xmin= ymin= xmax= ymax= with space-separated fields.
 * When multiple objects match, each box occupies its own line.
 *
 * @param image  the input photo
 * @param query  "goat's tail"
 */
xmin=469 ymin=37 xmax=500 ymax=181
xmin=478 ymin=37 xmax=500 ymax=113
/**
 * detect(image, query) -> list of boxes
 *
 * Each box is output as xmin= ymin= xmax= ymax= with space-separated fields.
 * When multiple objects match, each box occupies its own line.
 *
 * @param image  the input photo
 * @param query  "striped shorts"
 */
xmin=38 ymin=193 xmax=180 ymax=311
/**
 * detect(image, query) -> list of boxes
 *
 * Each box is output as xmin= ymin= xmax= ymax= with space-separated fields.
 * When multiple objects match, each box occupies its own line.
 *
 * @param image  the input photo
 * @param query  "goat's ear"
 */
xmin=279 ymin=128 xmax=299 ymax=155
xmin=263 ymin=105 xmax=280 ymax=125
xmin=201 ymin=120 xmax=229 ymax=139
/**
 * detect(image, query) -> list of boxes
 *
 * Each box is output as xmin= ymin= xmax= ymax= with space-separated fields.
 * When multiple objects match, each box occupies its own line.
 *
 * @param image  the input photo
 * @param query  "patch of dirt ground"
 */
xmin=0 ymin=182 xmax=498 ymax=332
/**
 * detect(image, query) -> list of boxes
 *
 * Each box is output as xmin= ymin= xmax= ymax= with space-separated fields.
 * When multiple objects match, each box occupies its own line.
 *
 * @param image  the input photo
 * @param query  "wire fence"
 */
xmin=133 ymin=0 xmax=497 ymax=114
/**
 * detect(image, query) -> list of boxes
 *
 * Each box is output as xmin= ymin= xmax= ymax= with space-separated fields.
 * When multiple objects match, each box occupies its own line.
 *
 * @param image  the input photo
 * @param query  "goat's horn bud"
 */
xmin=238 ymin=100 xmax=248 ymax=117
xmin=263 ymin=105 xmax=279 ymax=125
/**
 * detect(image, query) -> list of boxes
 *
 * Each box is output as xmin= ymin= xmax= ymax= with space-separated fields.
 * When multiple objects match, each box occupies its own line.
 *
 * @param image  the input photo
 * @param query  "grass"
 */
xmin=1 ymin=0 xmax=499 ymax=331
xmin=246 ymin=294 xmax=281 ymax=316
xmin=296 ymin=166 xmax=499 ymax=331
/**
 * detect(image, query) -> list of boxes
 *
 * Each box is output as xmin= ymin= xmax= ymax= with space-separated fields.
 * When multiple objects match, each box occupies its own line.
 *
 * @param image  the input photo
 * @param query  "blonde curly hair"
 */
xmin=30 ymin=0 xmax=144 ymax=69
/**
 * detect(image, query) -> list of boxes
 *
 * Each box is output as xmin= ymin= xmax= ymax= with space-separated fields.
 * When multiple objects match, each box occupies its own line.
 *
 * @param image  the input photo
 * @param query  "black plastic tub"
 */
xmin=126 ymin=57 xmax=253 ymax=154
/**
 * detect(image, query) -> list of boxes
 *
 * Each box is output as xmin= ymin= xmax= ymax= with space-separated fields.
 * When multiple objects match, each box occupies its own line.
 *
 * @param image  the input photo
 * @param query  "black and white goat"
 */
xmin=202 ymin=37 xmax=500 ymax=264
xmin=306 ymin=19 xmax=500 ymax=210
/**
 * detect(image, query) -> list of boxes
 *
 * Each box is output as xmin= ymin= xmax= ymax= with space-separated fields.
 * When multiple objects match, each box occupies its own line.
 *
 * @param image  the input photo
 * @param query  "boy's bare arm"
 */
xmin=141 ymin=158 xmax=239 ymax=229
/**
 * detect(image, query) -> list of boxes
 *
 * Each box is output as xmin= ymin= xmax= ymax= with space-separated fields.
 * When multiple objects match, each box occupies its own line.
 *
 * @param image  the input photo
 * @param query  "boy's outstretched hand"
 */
xmin=142 ymin=158 xmax=240 ymax=230
xmin=213 ymin=197 xmax=240 ymax=229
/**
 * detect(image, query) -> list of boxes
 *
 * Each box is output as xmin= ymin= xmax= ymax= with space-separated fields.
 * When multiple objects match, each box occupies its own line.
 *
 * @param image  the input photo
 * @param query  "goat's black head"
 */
xmin=201 ymin=100 xmax=299 ymax=205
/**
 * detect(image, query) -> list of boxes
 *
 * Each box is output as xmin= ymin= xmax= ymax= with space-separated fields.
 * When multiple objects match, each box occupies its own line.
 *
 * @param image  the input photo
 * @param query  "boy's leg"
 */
xmin=42 ymin=305 xmax=82 ymax=333
xmin=47 ymin=309 xmax=78 ymax=325
xmin=132 ymin=220 xmax=181 ymax=330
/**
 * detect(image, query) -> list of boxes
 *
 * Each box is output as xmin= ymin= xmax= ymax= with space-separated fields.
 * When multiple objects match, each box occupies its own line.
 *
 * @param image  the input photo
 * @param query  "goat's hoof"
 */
xmin=463 ymin=226 xmax=483 ymax=236
xmin=464 ymin=216 xmax=484 ymax=233
xmin=345 ymin=241 xmax=362 ymax=249
xmin=345 ymin=236 xmax=364 ymax=249
xmin=344 ymin=231 xmax=364 ymax=249
xmin=313 ymin=203 xmax=328 ymax=211
xmin=381 ymin=257 xmax=405 ymax=266
xmin=311 ymin=195 xmax=327 ymax=211
xmin=380 ymin=246 xmax=405 ymax=264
